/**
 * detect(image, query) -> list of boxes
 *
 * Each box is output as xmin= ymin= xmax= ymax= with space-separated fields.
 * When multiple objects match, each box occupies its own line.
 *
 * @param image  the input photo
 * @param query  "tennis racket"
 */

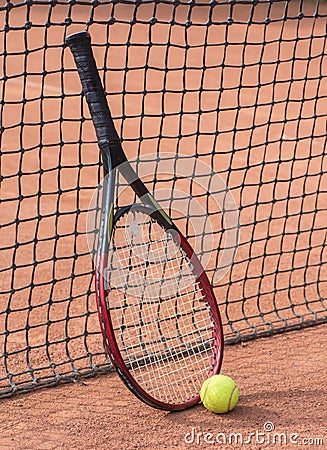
xmin=65 ymin=31 xmax=223 ymax=411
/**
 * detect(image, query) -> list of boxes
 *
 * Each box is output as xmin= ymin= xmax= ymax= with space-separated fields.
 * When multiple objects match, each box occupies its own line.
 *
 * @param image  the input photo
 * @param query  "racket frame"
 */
xmin=66 ymin=31 xmax=224 ymax=411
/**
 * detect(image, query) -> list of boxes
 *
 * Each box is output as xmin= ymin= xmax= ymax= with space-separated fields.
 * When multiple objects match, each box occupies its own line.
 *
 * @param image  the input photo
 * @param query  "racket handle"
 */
xmin=65 ymin=31 xmax=121 ymax=168
xmin=65 ymin=31 xmax=167 ymax=213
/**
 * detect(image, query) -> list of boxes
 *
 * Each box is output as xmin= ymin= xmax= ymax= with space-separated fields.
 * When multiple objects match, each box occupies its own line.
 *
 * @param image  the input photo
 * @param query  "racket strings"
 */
xmin=106 ymin=210 xmax=217 ymax=404
xmin=109 ymin=223 xmax=196 ymax=296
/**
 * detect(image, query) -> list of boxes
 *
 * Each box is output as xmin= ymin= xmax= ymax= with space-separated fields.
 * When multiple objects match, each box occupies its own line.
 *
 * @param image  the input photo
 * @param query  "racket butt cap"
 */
xmin=65 ymin=31 xmax=91 ymax=47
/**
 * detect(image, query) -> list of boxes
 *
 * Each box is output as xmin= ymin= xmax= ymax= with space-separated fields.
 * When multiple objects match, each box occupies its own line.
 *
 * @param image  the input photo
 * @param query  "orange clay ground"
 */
xmin=0 ymin=324 xmax=325 ymax=450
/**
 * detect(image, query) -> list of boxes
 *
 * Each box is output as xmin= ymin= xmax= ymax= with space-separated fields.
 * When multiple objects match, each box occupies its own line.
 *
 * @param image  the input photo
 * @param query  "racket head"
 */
xmin=96 ymin=204 xmax=223 ymax=411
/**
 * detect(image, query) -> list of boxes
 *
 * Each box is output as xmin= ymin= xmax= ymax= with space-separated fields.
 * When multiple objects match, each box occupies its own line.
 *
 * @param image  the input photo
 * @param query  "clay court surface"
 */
xmin=0 ymin=324 xmax=325 ymax=449
xmin=1 ymin=1 xmax=327 ymax=448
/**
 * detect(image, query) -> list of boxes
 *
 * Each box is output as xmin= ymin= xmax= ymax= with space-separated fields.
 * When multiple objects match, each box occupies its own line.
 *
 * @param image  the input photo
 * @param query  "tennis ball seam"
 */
xmin=201 ymin=376 xmax=212 ymax=405
xmin=227 ymin=384 xmax=237 ymax=412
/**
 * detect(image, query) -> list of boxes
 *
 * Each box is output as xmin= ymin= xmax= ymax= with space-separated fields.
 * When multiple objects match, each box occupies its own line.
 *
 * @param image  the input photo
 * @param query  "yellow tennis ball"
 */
xmin=200 ymin=374 xmax=239 ymax=413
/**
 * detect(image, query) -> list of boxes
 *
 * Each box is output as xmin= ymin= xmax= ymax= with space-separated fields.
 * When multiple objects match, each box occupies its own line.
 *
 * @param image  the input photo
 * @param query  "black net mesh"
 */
xmin=0 ymin=0 xmax=326 ymax=397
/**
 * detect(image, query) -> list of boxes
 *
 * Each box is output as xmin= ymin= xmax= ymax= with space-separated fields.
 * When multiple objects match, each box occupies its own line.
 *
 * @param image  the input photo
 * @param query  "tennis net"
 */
xmin=0 ymin=0 xmax=326 ymax=397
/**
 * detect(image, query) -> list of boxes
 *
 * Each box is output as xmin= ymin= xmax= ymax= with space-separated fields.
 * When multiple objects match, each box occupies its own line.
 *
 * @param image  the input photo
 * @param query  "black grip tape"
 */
xmin=65 ymin=32 xmax=120 ymax=154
